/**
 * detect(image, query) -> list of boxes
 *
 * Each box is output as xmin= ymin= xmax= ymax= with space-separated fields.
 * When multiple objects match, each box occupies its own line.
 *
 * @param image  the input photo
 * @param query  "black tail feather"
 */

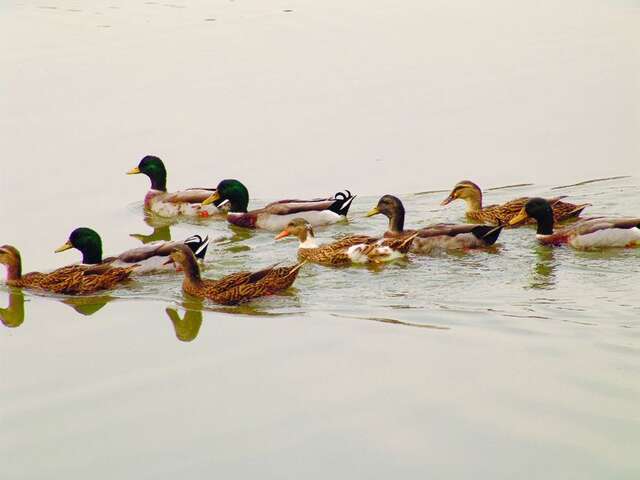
xmin=472 ymin=225 xmax=503 ymax=245
xmin=184 ymin=235 xmax=210 ymax=260
xmin=328 ymin=190 xmax=356 ymax=216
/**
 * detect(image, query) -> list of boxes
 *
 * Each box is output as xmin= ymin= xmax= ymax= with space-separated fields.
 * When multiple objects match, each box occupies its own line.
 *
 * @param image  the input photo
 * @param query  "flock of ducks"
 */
xmin=2 ymin=155 xmax=640 ymax=305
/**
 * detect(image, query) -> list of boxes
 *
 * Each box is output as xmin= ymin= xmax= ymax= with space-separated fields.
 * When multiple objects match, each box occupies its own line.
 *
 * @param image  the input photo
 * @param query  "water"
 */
xmin=2 ymin=1 xmax=640 ymax=479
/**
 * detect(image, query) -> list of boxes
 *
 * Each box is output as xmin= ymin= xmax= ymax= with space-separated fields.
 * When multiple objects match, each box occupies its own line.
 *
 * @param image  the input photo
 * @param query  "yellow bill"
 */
xmin=366 ymin=207 xmax=380 ymax=217
xmin=440 ymin=193 xmax=455 ymax=206
xmin=54 ymin=241 xmax=73 ymax=253
xmin=201 ymin=192 xmax=220 ymax=206
xmin=509 ymin=208 xmax=529 ymax=226
xmin=126 ymin=167 xmax=141 ymax=175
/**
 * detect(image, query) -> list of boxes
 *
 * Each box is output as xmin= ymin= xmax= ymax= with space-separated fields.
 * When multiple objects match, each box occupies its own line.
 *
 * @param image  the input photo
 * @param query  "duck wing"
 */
xmin=164 ymin=188 xmax=216 ymax=204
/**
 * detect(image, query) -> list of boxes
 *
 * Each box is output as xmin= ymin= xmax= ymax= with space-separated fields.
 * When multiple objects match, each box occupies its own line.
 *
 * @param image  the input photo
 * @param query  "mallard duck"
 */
xmin=509 ymin=198 xmax=640 ymax=249
xmin=366 ymin=195 xmax=503 ymax=253
xmin=275 ymin=218 xmax=417 ymax=266
xmin=201 ymin=179 xmax=355 ymax=231
xmin=441 ymin=180 xmax=589 ymax=225
xmin=127 ymin=155 xmax=222 ymax=217
xmin=166 ymin=245 xmax=304 ymax=305
xmin=55 ymin=227 xmax=209 ymax=275
xmin=0 ymin=245 xmax=135 ymax=294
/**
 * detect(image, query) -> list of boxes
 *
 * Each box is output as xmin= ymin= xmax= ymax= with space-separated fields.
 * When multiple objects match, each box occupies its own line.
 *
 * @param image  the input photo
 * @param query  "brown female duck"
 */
xmin=275 ymin=218 xmax=417 ymax=266
xmin=367 ymin=195 xmax=503 ymax=254
xmin=441 ymin=180 xmax=589 ymax=225
xmin=166 ymin=245 xmax=304 ymax=305
xmin=0 ymin=245 xmax=135 ymax=294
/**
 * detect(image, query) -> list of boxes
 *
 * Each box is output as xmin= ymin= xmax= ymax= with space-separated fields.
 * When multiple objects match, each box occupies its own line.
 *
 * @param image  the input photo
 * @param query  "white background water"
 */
xmin=2 ymin=1 xmax=640 ymax=479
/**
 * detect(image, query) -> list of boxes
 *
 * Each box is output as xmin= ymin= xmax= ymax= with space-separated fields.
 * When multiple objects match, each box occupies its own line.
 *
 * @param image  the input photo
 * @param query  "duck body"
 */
xmin=275 ymin=218 xmax=416 ymax=266
xmin=202 ymin=180 xmax=355 ymax=231
xmin=0 ymin=245 xmax=135 ymax=295
xmin=509 ymin=198 xmax=640 ymax=250
xmin=442 ymin=180 xmax=589 ymax=226
xmin=56 ymin=228 xmax=209 ymax=275
xmin=368 ymin=195 xmax=503 ymax=254
xmin=168 ymin=246 xmax=303 ymax=305
xmin=128 ymin=155 xmax=221 ymax=218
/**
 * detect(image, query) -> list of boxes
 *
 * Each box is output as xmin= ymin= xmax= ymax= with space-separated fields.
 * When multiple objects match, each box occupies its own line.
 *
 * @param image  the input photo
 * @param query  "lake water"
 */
xmin=2 ymin=1 xmax=639 ymax=479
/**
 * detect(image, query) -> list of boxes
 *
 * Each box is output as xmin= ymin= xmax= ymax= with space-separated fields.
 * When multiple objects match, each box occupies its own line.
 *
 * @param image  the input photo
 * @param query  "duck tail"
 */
xmin=328 ymin=190 xmax=356 ymax=216
xmin=473 ymin=224 xmax=504 ymax=245
xmin=184 ymin=234 xmax=210 ymax=260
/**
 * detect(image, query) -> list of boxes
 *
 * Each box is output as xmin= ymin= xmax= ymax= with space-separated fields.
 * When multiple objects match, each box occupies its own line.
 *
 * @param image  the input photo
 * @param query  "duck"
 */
xmin=166 ymin=245 xmax=304 ymax=305
xmin=509 ymin=198 xmax=640 ymax=249
xmin=201 ymin=179 xmax=355 ymax=231
xmin=54 ymin=227 xmax=209 ymax=275
xmin=275 ymin=218 xmax=417 ymax=266
xmin=127 ymin=155 xmax=222 ymax=217
xmin=0 ymin=245 xmax=135 ymax=294
xmin=366 ymin=195 xmax=503 ymax=253
xmin=441 ymin=180 xmax=589 ymax=225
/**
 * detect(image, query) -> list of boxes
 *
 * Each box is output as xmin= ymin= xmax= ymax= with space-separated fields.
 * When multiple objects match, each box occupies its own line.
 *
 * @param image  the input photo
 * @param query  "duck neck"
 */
xmin=535 ymin=215 xmax=555 ymax=236
xmin=298 ymin=227 xmax=318 ymax=248
xmin=81 ymin=244 xmax=103 ymax=265
xmin=180 ymin=255 xmax=203 ymax=285
xmin=148 ymin=167 xmax=167 ymax=192
xmin=4 ymin=259 xmax=22 ymax=282
xmin=463 ymin=191 xmax=483 ymax=212
xmin=387 ymin=207 xmax=405 ymax=234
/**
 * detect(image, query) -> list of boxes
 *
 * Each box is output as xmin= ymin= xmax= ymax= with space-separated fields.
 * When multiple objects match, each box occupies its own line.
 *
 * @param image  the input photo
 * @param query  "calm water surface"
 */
xmin=2 ymin=1 xmax=640 ymax=479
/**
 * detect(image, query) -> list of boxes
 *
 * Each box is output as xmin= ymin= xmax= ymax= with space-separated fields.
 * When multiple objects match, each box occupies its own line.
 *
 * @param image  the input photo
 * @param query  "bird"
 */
xmin=509 ymin=198 xmax=640 ymax=249
xmin=275 ymin=218 xmax=417 ymax=266
xmin=0 ymin=245 xmax=135 ymax=295
xmin=127 ymin=155 xmax=222 ymax=217
xmin=54 ymin=227 xmax=209 ymax=275
xmin=165 ymin=245 xmax=304 ymax=305
xmin=201 ymin=179 xmax=355 ymax=231
xmin=367 ymin=194 xmax=503 ymax=253
xmin=441 ymin=180 xmax=589 ymax=225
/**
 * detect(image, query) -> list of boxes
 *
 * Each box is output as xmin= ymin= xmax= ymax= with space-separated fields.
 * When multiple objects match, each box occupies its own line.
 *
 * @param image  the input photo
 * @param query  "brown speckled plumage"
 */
xmin=442 ymin=180 xmax=589 ymax=226
xmin=168 ymin=245 xmax=303 ymax=305
xmin=0 ymin=245 xmax=135 ymax=294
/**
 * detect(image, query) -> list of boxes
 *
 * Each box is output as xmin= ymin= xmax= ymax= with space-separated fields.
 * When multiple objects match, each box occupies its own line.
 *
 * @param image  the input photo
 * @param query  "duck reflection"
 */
xmin=0 ymin=290 xmax=25 ymax=328
xmin=529 ymin=245 xmax=557 ymax=289
xmin=165 ymin=298 xmax=203 ymax=342
xmin=62 ymin=295 xmax=114 ymax=316
xmin=130 ymin=215 xmax=174 ymax=244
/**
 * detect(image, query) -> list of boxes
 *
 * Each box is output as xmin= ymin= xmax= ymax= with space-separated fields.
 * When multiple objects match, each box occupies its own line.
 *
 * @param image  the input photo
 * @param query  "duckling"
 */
xmin=127 ymin=155 xmax=222 ymax=217
xmin=275 ymin=218 xmax=417 ymax=266
xmin=0 ymin=245 xmax=135 ymax=294
xmin=367 ymin=195 xmax=503 ymax=254
xmin=441 ymin=180 xmax=589 ymax=225
xmin=201 ymin=179 xmax=355 ymax=230
xmin=166 ymin=245 xmax=304 ymax=305
xmin=509 ymin=198 xmax=640 ymax=249
xmin=54 ymin=227 xmax=208 ymax=275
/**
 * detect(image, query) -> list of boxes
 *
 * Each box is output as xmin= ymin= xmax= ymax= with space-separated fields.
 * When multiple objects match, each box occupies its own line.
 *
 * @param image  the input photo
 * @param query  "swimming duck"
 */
xmin=166 ymin=245 xmax=304 ymax=305
xmin=55 ymin=227 xmax=209 ymax=275
xmin=0 ymin=245 xmax=135 ymax=294
xmin=201 ymin=179 xmax=355 ymax=231
xmin=127 ymin=155 xmax=222 ymax=217
xmin=441 ymin=180 xmax=589 ymax=225
xmin=275 ymin=218 xmax=417 ymax=266
xmin=509 ymin=198 xmax=640 ymax=249
xmin=367 ymin=195 xmax=503 ymax=253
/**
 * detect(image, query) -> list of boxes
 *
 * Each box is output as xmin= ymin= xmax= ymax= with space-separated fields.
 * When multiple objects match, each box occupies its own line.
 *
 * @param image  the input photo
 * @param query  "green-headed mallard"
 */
xmin=0 ymin=245 xmax=135 ymax=294
xmin=166 ymin=245 xmax=304 ymax=305
xmin=55 ymin=227 xmax=209 ymax=275
xmin=275 ymin=218 xmax=417 ymax=266
xmin=441 ymin=180 xmax=589 ymax=225
xmin=367 ymin=195 xmax=503 ymax=253
xmin=201 ymin=179 xmax=355 ymax=231
xmin=509 ymin=198 xmax=640 ymax=249
xmin=127 ymin=155 xmax=222 ymax=217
